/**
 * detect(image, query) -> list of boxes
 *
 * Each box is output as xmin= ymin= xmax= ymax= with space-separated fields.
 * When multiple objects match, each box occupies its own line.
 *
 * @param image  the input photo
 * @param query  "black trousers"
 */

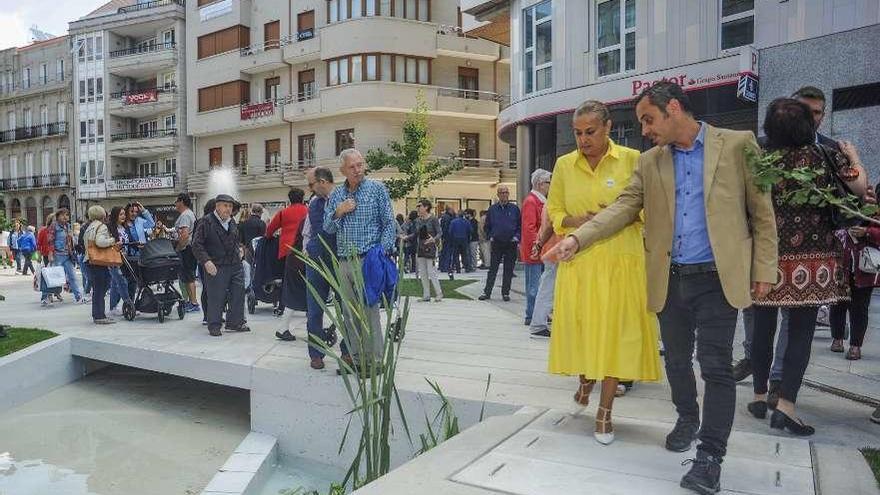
xmin=451 ymin=240 xmax=472 ymax=272
xmin=830 ymin=283 xmax=873 ymax=346
xmin=88 ymin=263 xmax=109 ymax=321
xmin=658 ymin=270 xmax=738 ymax=459
xmin=752 ymin=306 xmax=818 ymax=403
xmin=483 ymin=240 xmax=517 ymax=297
xmin=204 ymin=264 xmax=245 ymax=331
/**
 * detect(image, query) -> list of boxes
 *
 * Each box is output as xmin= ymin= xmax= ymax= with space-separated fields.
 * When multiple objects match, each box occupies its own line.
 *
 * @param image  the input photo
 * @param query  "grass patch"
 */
xmin=0 ymin=327 xmax=58 ymax=358
xmin=398 ymin=278 xmax=476 ymax=300
xmin=863 ymin=448 xmax=880 ymax=486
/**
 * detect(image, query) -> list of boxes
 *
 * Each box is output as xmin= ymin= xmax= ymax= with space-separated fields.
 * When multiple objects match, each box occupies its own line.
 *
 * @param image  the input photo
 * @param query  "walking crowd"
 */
xmin=2 ymin=81 xmax=880 ymax=494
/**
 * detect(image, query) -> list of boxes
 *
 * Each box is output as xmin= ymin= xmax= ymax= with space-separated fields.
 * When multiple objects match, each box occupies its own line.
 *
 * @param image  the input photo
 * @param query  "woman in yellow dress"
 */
xmin=546 ymin=100 xmax=661 ymax=445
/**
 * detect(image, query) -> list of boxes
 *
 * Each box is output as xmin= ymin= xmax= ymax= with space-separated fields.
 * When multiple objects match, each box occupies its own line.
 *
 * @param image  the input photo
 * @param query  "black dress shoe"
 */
xmin=680 ymin=452 xmax=722 ymax=495
xmin=208 ymin=328 xmax=222 ymax=337
xmin=770 ymin=409 xmax=815 ymax=436
xmin=747 ymin=401 xmax=767 ymax=419
xmin=666 ymin=418 xmax=700 ymax=452
xmin=228 ymin=324 xmax=251 ymax=332
xmin=502 ymin=295 xmax=511 ymax=302
xmin=732 ymin=358 xmax=752 ymax=382
xmin=275 ymin=330 xmax=296 ymax=341
xmin=478 ymin=294 xmax=490 ymax=301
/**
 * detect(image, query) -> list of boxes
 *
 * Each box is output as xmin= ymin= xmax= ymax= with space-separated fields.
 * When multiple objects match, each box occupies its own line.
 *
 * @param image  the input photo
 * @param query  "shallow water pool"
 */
xmin=0 ymin=365 xmax=250 ymax=495
xmin=250 ymin=455 xmax=344 ymax=495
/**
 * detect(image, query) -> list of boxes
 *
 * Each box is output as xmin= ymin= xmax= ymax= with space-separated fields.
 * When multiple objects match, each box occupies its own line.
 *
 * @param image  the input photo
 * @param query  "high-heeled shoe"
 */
xmin=594 ymin=406 xmax=615 ymax=445
xmin=574 ymin=376 xmax=594 ymax=406
xmin=770 ymin=409 xmax=815 ymax=436
xmin=747 ymin=401 xmax=767 ymax=419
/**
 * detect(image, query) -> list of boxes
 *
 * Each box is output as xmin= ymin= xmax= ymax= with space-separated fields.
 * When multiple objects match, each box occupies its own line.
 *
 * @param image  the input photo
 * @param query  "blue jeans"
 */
xmin=529 ymin=261 xmax=557 ymax=331
xmin=523 ymin=263 xmax=544 ymax=321
xmin=305 ymin=264 xmax=348 ymax=359
xmin=78 ymin=254 xmax=92 ymax=294
xmin=742 ymin=306 xmax=789 ymax=382
xmin=53 ymin=253 xmax=82 ymax=300
xmin=109 ymin=267 xmax=132 ymax=309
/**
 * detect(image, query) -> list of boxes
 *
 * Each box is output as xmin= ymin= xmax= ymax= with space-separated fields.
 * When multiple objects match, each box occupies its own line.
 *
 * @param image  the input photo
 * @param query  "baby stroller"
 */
xmin=248 ymin=236 xmax=285 ymax=315
xmin=120 ymin=238 xmax=185 ymax=323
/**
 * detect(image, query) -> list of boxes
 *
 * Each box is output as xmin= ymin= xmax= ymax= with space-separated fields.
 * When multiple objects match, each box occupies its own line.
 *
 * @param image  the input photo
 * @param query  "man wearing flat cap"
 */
xmin=193 ymin=193 xmax=249 ymax=336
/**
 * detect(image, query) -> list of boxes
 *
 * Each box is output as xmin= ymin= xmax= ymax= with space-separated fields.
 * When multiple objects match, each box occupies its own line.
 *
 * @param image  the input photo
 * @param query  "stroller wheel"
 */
xmin=273 ymin=306 xmax=284 ymax=317
xmin=157 ymin=306 xmax=165 ymax=323
xmin=122 ymin=302 xmax=136 ymax=321
xmin=177 ymin=302 xmax=185 ymax=320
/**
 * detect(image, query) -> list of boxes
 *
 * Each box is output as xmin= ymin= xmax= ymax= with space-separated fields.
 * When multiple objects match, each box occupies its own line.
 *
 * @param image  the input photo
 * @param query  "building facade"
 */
xmin=186 ymin=0 xmax=512 ymax=216
xmin=467 ymin=0 xmax=880 ymax=198
xmin=69 ymin=0 xmax=189 ymax=224
xmin=0 ymin=37 xmax=74 ymax=226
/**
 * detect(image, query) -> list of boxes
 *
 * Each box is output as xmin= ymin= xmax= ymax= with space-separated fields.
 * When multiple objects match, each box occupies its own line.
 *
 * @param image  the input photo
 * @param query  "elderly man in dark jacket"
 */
xmin=193 ymin=194 xmax=249 ymax=336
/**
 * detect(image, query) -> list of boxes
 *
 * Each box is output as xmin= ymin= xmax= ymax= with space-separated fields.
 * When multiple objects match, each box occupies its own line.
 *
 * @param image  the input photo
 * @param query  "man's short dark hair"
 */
xmin=175 ymin=193 xmax=192 ymax=209
xmin=763 ymin=98 xmax=816 ymax=149
xmin=313 ymin=166 xmax=334 ymax=184
xmin=635 ymin=81 xmax=693 ymax=116
xmin=792 ymin=86 xmax=826 ymax=104
xmin=288 ymin=187 xmax=305 ymax=204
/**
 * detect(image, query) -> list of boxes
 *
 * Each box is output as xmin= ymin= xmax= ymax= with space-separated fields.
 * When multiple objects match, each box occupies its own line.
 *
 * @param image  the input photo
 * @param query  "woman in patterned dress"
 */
xmin=749 ymin=98 xmax=855 ymax=436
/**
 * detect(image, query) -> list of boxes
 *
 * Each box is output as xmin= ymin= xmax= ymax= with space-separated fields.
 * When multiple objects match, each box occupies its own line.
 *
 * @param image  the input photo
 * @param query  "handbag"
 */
xmin=87 ymin=240 xmax=122 ymax=267
xmin=859 ymin=246 xmax=880 ymax=274
xmin=41 ymin=265 xmax=66 ymax=288
xmin=816 ymin=144 xmax=862 ymax=228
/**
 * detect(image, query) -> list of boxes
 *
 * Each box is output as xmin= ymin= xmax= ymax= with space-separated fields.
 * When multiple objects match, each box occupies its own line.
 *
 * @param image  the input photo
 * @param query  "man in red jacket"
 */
xmin=520 ymin=169 xmax=552 ymax=326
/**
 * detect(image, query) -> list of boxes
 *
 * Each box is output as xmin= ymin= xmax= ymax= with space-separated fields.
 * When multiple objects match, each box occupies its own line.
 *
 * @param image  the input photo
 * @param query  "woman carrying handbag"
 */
xmin=414 ymin=199 xmax=443 ymax=302
xmin=83 ymin=205 xmax=122 ymax=324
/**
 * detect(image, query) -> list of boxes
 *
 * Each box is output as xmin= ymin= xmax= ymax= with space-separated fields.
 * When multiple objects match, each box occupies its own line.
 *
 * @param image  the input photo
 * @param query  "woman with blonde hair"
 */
xmin=546 ymin=100 xmax=661 ymax=445
xmin=83 ymin=205 xmax=119 ymax=324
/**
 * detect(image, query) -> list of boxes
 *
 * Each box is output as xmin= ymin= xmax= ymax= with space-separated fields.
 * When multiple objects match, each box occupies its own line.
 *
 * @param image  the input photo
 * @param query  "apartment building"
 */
xmin=0 ymin=37 xmax=74 ymax=226
xmin=466 ymin=0 xmax=880 ymax=198
xmin=187 ymin=0 xmax=512 ymax=216
xmin=69 ymin=0 xmax=189 ymax=223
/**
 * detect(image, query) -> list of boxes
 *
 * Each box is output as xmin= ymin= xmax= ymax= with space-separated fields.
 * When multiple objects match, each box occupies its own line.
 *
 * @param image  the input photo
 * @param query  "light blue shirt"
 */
xmin=324 ymin=178 xmax=397 ymax=257
xmin=671 ymin=122 xmax=715 ymax=264
xmin=213 ymin=211 xmax=231 ymax=231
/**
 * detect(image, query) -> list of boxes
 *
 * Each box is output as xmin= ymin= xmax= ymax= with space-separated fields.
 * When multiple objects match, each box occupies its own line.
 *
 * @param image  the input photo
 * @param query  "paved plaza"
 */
xmin=1 ymin=267 xmax=879 ymax=494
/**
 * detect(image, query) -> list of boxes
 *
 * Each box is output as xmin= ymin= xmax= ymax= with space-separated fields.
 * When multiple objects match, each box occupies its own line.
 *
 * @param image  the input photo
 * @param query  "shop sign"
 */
xmin=737 ymin=74 xmax=759 ymax=103
xmin=241 ymin=102 xmax=275 ymax=120
xmin=106 ymin=175 xmax=175 ymax=192
xmin=124 ymin=89 xmax=158 ymax=105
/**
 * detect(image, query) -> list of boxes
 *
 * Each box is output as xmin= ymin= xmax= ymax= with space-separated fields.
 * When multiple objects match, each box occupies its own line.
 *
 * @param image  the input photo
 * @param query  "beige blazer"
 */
xmin=571 ymin=124 xmax=778 ymax=312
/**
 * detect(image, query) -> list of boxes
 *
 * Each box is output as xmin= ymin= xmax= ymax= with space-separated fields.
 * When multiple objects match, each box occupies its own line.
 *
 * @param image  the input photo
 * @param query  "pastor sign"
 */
xmin=240 ymin=102 xmax=275 ymax=120
xmin=124 ymin=89 xmax=159 ymax=105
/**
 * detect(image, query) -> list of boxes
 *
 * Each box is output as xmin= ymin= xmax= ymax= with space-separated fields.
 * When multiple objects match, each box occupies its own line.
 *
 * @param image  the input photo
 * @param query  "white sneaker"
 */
xmin=434 ymin=297 xmax=443 ymax=302
xmin=109 ymin=307 xmax=123 ymax=317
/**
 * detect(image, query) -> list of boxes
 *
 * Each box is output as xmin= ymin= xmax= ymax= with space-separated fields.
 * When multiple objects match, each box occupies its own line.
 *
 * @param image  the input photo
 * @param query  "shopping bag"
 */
xmin=41 ymin=265 xmax=67 ymax=288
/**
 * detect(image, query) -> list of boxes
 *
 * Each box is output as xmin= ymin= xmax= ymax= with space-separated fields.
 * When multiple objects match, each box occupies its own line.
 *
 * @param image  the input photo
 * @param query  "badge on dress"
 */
xmin=605 ymin=178 xmax=615 ymax=188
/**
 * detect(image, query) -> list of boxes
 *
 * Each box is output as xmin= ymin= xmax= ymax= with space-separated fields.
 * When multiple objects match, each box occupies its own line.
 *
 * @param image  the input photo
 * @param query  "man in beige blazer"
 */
xmin=550 ymin=82 xmax=777 ymax=495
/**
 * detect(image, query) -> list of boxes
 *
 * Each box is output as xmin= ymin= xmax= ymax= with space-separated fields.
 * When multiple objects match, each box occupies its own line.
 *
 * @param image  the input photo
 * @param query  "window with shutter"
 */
xmin=265 ymin=139 xmax=281 ymax=171
xmin=264 ymin=21 xmax=280 ymax=49
xmin=209 ymin=147 xmax=223 ymax=168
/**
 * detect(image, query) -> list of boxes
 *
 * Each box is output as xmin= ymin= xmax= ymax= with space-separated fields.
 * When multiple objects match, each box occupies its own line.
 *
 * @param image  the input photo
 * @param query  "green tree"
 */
xmin=365 ymin=92 xmax=462 ymax=201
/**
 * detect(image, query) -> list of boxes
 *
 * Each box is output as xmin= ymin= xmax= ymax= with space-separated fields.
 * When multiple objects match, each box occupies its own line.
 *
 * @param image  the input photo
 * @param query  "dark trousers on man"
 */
xmin=483 ymin=240 xmax=517 ymax=297
xmin=658 ymin=268 xmax=738 ymax=459
xmin=306 ymin=263 xmax=348 ymax=359
xmin=452 ymin=239 xmax=472 ymax=272
xmin=205 ymin=263 xmax=245 ymax=332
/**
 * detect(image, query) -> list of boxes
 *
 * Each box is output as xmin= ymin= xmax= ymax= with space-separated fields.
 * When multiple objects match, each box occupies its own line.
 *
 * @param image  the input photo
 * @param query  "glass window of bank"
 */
xmin=720 ymin=0 xmax=754 ymax=50
xmin=523 ymin=0 xmax=552 ymax=94
xmin=597 ymin=0 xmax=635 ymax=77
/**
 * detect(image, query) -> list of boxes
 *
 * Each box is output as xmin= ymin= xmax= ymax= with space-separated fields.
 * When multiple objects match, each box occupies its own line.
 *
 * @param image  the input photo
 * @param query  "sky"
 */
xmin=0 ymin=0 xmax=108 ymax=50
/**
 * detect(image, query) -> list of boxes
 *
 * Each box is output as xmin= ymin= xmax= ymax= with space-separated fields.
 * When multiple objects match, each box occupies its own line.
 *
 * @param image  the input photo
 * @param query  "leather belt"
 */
xmin=670 ymin=262 xmax=718 ymax=276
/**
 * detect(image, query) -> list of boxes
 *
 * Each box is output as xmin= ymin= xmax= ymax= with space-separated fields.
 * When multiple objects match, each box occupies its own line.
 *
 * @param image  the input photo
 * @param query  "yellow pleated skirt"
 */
xmin=548 ymin=223 xmax=662 ymax=382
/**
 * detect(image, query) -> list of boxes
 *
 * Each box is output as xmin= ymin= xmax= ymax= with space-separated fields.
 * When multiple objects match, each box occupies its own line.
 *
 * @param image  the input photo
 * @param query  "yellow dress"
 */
xmin=547 ymin=141 xmax=661 ymax=381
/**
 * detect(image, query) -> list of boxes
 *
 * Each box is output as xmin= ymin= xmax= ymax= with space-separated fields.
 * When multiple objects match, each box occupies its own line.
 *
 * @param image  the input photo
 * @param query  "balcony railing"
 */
xmin=0 ymin=122 xmax=68 ymax=143
xmin=0 ymin=75 xmax=69 ymax=96
xmin=110 ymin=85 xmax=177 ymax=101
xmin=0 ymin=174 xmax=70 ymax=192
xmin=110 ymin=42 xmax=176 ymax=59
xmin=436 ymin=86 xmax=505 ymax=102
xmin=110 ymin=128 xmax=178 ymax=142
xmin=240 ymin=36 xmax=292 ymax=56
xmin=437 ymin=25 xmax=479 ymax=39
xmin=118 ymin=0 xmax=184 ymax=14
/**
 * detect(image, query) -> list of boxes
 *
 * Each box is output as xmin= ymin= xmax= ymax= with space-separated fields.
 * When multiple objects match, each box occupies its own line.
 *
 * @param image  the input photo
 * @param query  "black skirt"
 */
xmin=281 ymin=252 xmax=307 ymax=311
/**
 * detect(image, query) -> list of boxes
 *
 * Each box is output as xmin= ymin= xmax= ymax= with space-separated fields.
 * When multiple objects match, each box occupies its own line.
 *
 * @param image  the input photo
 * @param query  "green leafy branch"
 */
xmin=746 ymin=146 xmax=880 ymax=226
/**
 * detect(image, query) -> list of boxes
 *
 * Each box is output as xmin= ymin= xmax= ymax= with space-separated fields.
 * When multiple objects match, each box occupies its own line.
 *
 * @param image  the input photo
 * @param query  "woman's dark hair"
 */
xmin=176 ymin=192 xmax=192 ymax=209
xmin=396 ymin=213 xmax=404 ymax=224
xmin=418 ymin=199 xmax=432 ymax=212
xmin=203 ymin=198 xmax=217 ymax=216
xmin=107 ymin=206 xmax=126 ymax=241
xmin=288 ymin=187 xmax=305 ymax=204
xmin=408 ymin=210 xmax=418 ymax=221
xmin=763 ymin=98 xmax=816 ymax=149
